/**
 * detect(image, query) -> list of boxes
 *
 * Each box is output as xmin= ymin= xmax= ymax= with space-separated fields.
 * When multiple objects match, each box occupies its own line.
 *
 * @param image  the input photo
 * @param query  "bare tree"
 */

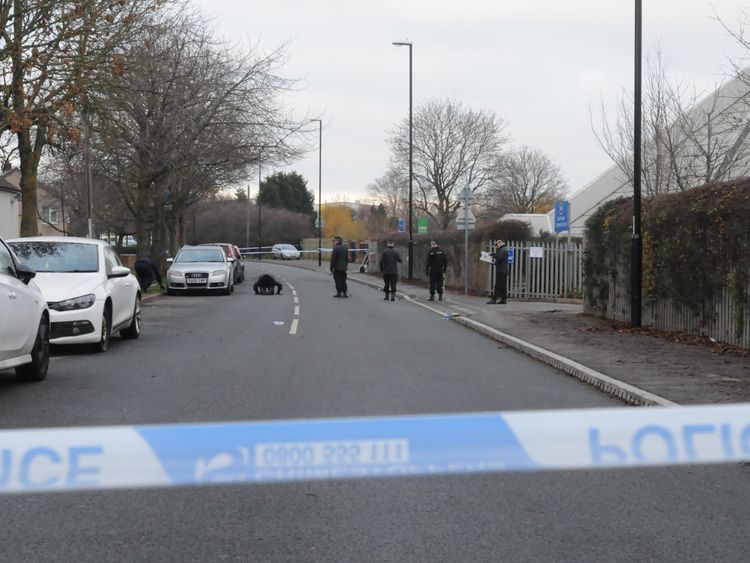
xmin=488 ymin=146 xmax=568 ymax=214
xmin=0 ymin=0 xmax=166 ymax=236
xmin=592 ymin=49 xmax=750 ymax=197
xmin=366 ymin=165 xmax=408 ymax=220
xmin=387 ymin=98 xmax=507 ymax=230
xmin=84 ymin=6 xmax=306 ymax=257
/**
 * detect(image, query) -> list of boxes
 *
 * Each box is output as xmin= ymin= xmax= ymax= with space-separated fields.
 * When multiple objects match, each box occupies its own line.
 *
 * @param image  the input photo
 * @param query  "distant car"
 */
xmin=8 ymin=237 xmax=141 ymax=353
xmin=200 ymin=243 xmax=244 ymax=284
xmin=0 ymin=236 xmax=50 ymax=381
xmin=167 ymin=245 xmax=234 ymax=295
xmin=272 ymin=244 xmax=301 ymax=260
xmin=232 ymin=245 xmax=245 ymax=283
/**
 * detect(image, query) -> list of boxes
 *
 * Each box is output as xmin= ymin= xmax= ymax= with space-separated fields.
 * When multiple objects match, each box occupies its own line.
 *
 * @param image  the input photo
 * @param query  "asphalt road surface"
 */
xmin=0 ymin=261 xmax=748 ymax=562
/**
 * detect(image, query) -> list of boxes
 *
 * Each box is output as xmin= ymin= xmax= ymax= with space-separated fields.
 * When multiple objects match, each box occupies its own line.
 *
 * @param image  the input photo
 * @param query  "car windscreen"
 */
xmin=281 ymin=245 xmax=297 ymax=250
xmin=8 ymin=241 xmax=99 ymax=273
xmin=176 ymin=249 xmax=224 ymax=263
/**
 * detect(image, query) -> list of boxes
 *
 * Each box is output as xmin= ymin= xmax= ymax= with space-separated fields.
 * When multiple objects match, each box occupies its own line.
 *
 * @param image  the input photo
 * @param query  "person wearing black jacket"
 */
xmin=254 ymin=273 xmax=283 ymax=295
xmin=487 ymin=239 xmax=509 ymax=304
xmin=425 ymin=240 xmax=448 ymax=301
xmin=379 ymin=240 xmax=402 ymax=301
xmin=134 ymin=256 xmax=164 ymax=292
xmin=330 ymin=236 xmax=349 ymax=298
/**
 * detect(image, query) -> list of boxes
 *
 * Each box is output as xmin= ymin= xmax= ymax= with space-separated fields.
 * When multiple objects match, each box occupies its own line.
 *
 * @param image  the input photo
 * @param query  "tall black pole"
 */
xmin=312 ymin=119 xmax=322 ymax=267
xmin=393 ymin=41 xmax=414 ymax=278
xmin=257 ymin=149 xmax=262 ymax=256
xmin=632 ymin=0 xmax=643 ymax=327
xmin=407 ymin=43 xmax=413 ymax=279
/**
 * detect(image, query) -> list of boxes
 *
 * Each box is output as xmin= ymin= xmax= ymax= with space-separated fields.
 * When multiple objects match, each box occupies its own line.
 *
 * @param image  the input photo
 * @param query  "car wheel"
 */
xmin=15 ymin=316 xmax=50 ymax=382
xmin=92 ymin=307 xmax=112 ymax=353
xmin=120 ymin=296 xmax=141 ymax=339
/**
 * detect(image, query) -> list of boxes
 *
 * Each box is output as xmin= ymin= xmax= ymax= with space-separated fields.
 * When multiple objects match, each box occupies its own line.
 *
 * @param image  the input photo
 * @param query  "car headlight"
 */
xmin=211 ymin=270 xmax=226 ymax=276
xmin=48 ymin=293 xmax=96 ymax=311
xmin=168 ymin=270 xmax=184 ymax=278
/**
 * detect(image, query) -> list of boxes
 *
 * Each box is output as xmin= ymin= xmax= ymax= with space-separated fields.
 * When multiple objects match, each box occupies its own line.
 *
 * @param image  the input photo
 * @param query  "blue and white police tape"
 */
xmin=2 ymin=403 xmax=749 ymax=493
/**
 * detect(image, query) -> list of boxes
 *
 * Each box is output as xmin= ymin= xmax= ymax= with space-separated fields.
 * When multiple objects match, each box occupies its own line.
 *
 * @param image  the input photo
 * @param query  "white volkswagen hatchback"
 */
xmin=8 ymin=237 xmax=141 ymax=353
xmin=0 ymin=236 xmax=50 ymax=381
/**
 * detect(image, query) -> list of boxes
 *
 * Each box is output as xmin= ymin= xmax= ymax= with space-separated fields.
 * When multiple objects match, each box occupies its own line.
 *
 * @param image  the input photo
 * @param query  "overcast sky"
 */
xmin=192 ymin=0 xmax=750 ymax=203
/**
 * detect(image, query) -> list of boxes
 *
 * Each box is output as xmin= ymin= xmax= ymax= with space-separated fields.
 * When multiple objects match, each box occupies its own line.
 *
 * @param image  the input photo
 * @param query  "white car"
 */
xmin=0 ymin=237 xmax=50 ymax=381
xmin=166 ymin=245 xmax=234 ymax=295
xmin=8 ymin=237 xmax=141 ymax=353
xmin=271 ymin=243 xmax=301 ymax=260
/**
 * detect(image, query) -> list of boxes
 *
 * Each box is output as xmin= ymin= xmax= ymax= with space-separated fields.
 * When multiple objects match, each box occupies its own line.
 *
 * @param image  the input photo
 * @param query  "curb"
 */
xmin=351 ymin=274 xmax=677 ymax=408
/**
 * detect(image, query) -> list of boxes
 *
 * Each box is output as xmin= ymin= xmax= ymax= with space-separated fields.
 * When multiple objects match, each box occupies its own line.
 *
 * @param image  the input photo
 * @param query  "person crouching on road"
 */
xmin=134 ymin=256 xmax=164 ymax=292
xmin=426 ymin=240 xmax=448 ymax=301
xmin=487 ymin=239 xmax=509 ymax=304
xmin=379 ymin=239 xmax=402 ymax=301
xmin=254 ymin=273 xmax=283 ymax=295
xmin=330 ymin=236 xmax=349 ymax=298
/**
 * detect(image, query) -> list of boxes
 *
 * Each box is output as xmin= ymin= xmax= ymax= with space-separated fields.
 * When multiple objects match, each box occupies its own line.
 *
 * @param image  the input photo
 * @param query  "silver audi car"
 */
xmin=166 ymin=245 xmax=234 ymax=295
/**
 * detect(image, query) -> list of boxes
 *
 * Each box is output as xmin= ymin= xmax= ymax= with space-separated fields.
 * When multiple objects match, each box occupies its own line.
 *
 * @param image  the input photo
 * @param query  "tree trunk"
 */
xmin=17 ymin=129 xmax=42 ymax=236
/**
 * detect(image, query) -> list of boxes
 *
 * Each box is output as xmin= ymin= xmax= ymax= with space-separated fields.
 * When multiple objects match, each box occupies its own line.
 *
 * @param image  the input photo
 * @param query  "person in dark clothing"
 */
xmin=134 ymin=257 xmax=164 ymax=292
xmin=330 ymin=236 xmax=349 ymax=298
xmin=379 ymin=240 xmax=402 ymax=301
xmin=487 ymin=239 xmax=509 ymax=304
xmin=254 ymin=273 xmax=283 ymax=295
xmin=425 ymin=240 xmax=448 ymax=301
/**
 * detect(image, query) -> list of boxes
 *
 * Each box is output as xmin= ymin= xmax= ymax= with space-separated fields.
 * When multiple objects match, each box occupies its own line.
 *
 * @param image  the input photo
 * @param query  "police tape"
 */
xmin=2 ymin=403 xmax=749 ymax=493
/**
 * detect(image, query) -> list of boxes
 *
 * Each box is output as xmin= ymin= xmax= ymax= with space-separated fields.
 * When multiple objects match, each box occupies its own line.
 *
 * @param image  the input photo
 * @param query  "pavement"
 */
xmin=255 ymin=259 xmax=750 ymax=407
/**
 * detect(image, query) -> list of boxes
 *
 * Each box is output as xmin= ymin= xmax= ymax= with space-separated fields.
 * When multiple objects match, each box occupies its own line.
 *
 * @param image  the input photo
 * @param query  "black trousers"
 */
xmin=383 ymin=274 xmax=397 ymax=295
xmin=429 ymin=271 xmax=444 ymax=296
xmin=493 ymin=271 xmax=507 ymax=301
xmin=333 ymin=271 xmax=348 ymax=295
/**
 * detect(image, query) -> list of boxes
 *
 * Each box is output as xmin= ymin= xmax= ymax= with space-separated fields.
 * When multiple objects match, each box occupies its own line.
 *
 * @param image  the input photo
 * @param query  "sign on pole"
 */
xmin=554 ymin=201 xmax=570 ymax=233
xmin=397 ymin=217 xmax=405 ymax=233
xmin=507 ymin=248 xmax=514 ymax=265
xmin=417 ymin=216 xmax=428 ymax=234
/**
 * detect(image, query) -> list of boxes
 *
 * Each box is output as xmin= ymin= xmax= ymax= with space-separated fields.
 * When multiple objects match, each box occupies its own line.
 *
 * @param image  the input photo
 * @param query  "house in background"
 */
xmin=0 ymin=166 xmax=65 ymax=238
xmin=0 ymin=167 xmax=21 ymax=239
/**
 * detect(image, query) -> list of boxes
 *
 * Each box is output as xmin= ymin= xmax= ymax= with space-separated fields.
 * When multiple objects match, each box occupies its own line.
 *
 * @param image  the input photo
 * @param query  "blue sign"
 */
xmin=397 ymin=217 xmax=405 ymax=233
xmin=554 ymin=201 xmax=570 ymax=233
xmin=507 ymin=248 xmax=514 ymax=265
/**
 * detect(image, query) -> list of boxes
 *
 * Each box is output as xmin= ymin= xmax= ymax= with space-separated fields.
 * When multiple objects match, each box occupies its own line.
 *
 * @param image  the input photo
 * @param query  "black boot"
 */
xmin=438 ymin=294 xmax=443 ymax=301
xmin=334 ymin=293 xmax=342 ymax=298
xmin=390 ymin=294 xmax=395 ymax=301
xmin=428 ymin=295 xmax=435 ymax=301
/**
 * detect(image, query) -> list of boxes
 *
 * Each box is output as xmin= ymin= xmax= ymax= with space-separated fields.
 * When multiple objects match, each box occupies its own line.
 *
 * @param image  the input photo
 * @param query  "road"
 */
xmin=0 ymin=261 xmax=749 ymax=562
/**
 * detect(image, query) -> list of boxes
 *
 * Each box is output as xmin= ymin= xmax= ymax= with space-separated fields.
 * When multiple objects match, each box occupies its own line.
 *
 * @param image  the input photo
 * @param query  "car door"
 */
xmin=0 ymin=240 xmax=37 ymax=360
xmin=103 ymin=246 xmax=133 ymax=328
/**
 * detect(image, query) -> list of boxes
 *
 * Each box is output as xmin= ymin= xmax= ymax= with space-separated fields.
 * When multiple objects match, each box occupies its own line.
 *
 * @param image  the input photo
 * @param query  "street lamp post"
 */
xmin=632 ymin=0 xmax=643 ymax=327
xmin=257 ymin=148 xmax=262 ymax=257
xmin=311 ymin=119 xmax=323 ymax=267
xmin=245 ymin=183 xmax=250 ymax=249
xmin=393 ymin=40 xmax=413 ymax=279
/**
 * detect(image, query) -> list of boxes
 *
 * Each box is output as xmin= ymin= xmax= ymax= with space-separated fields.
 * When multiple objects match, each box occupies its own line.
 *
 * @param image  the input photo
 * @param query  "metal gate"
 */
xmin=486 ymin=240 xmax=583 ymax=300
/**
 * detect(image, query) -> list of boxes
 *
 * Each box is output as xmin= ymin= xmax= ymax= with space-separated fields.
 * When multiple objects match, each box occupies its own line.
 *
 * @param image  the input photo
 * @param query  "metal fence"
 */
xmin=603 ymin=262 xmax=750 ymax=349
xmin=489 ymin=240 xmax=584 ymax=300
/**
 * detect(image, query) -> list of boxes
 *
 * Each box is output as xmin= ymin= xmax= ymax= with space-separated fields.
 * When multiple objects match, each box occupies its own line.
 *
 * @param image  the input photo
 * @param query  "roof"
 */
xmin=0 ymin=176 xmax=20 ymax=195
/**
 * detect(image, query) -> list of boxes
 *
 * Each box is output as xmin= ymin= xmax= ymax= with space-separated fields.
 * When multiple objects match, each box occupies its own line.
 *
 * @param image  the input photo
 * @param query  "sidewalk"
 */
xmin=342 ymin=267 xmax=750 ymax=406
